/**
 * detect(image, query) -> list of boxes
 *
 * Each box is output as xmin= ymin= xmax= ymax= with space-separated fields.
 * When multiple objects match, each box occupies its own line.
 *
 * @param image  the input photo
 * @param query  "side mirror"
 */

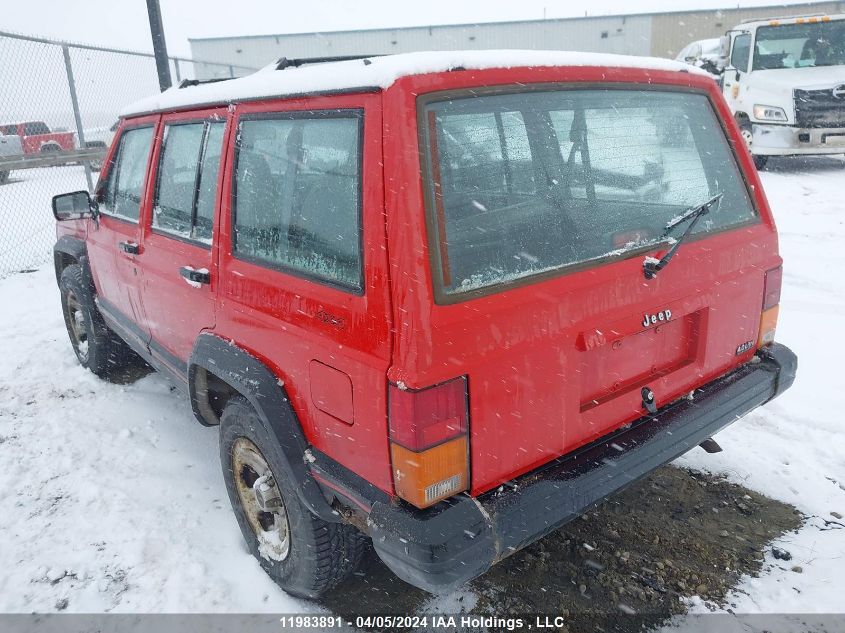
xmin=52 ymin=190 xmax=96 ymax=221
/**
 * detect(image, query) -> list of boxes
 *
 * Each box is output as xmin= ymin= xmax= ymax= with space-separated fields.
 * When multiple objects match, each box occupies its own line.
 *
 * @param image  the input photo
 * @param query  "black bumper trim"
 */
xmin=368 ymin=343 xmax=797 ymax=593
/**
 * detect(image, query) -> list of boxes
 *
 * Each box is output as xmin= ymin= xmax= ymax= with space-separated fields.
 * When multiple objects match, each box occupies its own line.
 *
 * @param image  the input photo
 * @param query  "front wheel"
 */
xmin=738 ymin=120 xmax=768 ymax=170
xmin=220 ymin=396 xmax=366 ymax=598
xmin=59 ymin=264 xmax=143 ymax=379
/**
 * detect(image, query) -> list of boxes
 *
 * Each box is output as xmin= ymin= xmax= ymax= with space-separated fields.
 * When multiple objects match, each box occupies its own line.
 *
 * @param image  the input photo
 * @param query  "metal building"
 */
xmin=189 ymin=1 xmax=845 ymax=79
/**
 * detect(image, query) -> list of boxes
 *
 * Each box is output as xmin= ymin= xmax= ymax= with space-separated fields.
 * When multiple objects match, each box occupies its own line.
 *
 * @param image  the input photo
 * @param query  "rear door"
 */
xmin=403 ymin=82 xmax=776 ymax=494
xmin=88 ymin=119 xmax=157 ymax=349
xmin=216 ymin=94 xmax=394 ymax=492
xmin=139 ymin=109 xmax=228 ymax=373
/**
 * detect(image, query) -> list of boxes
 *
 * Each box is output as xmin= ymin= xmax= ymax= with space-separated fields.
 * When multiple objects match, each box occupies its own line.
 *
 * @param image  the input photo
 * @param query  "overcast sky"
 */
xmin=2 ymin=0 xmax=827 ymax=58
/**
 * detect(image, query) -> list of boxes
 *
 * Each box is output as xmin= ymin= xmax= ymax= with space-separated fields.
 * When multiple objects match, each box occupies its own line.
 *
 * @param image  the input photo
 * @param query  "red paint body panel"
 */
xmin=60 ymin=62 xmax=782 ymax=503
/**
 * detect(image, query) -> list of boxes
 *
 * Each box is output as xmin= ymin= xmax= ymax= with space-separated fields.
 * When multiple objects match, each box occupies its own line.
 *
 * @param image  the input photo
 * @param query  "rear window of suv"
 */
xmin=421 ymin=88 xmax=757 ymax=299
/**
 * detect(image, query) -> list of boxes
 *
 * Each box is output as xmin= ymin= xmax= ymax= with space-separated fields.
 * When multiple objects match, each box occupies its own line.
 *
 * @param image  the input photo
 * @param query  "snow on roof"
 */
xmin=121 ymin=49 xmax=707 ymax=117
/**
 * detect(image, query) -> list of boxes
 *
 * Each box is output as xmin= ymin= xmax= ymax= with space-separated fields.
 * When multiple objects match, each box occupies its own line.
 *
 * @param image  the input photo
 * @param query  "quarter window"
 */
xmin=100 ymin=126 xmax=154 ymax=222
xmin=233 ymin=112 xmax=362 ymax=292
xmin=153 ymin=120 xmax=225 ymax=244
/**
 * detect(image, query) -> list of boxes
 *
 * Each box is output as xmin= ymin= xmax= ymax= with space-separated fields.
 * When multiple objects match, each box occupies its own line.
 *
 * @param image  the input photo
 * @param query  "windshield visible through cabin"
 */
xmin=753 ymin=20 xmax=845 ymax=70
xmin=422 ymin=88 xmax=757 ymax=297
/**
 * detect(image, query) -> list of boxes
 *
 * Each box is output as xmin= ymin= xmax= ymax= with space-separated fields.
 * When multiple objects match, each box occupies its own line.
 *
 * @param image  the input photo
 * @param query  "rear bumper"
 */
xmin=752 ymin=123 xmax=845 ymax=155
xmin=368 ymin=343 xmax=797 ymax=593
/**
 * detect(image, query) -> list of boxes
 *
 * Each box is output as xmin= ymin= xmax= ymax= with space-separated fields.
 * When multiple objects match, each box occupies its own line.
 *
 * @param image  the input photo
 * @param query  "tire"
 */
xmin=85 ymin=142 xmax=107 ymax=172
xmin=0 ymin=170 xmax=8 ymax=185
xmin=738 ymin=119 xmax=769 ymax=171
xmin=220 ymin=396 xmax=366 ymax=598
xmin=59 ymin=264 xmax=143 ymax=380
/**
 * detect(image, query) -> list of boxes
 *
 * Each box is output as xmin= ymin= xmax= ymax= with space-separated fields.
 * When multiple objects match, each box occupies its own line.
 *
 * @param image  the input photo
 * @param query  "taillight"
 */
xmin=758 ymin=266 xmax=782 ymax=348
xmin=762 ymin=265 xmax=782 ymax=310
xmin=388 ymin=376 xmax=469 ymax=508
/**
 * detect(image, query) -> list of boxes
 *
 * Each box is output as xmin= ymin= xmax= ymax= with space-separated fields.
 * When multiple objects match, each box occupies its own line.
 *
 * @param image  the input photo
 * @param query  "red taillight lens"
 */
xmin=763 ymin=266 xmax=783 ymax=310
xmin=388 ymin=376 xmax=468 ymax=451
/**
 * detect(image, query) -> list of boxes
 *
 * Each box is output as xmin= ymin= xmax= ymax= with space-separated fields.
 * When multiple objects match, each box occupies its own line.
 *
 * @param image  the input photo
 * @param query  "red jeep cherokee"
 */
xmin=51 ymin=51 xmax=797 ymax=598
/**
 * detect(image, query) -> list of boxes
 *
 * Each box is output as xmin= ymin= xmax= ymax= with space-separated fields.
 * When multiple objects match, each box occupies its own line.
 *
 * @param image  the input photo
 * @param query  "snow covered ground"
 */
xmin=0 ymin=166 xmax=90 ymax=277
xmin=0 ymin=156 xmax=843 ymax=616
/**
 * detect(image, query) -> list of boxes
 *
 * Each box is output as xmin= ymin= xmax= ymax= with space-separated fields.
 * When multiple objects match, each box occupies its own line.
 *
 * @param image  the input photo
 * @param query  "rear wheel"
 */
xmin=220 ymin=396 xmax=365 ymax=598
xmin=59 ymin=264 xmax=143 ymax=379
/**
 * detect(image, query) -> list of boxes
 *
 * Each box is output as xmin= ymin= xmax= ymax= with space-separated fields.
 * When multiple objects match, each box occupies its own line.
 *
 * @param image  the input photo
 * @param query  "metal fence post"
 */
xmin=229 ymin=64 xmax=235 ymax=78
xmin=172 ymin=57 xmax=181 ymax=83
xmin=61 ymin=44 xmax=93 ymax=192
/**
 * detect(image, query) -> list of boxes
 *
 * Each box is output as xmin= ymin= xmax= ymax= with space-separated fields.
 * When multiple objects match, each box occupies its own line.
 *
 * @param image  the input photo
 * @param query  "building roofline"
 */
xmin=187 ymin=0 xmax=837 ymax=42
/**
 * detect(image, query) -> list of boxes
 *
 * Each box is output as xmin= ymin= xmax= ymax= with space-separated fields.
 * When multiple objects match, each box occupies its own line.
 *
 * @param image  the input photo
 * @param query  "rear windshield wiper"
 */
xmin=643 ymin=192 xmax=723 ymax=280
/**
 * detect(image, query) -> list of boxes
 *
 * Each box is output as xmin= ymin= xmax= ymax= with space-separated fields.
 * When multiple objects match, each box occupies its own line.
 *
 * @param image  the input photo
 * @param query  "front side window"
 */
xmin=101 ymin=126 xmax=154 ymax=222
xmin=233 ymin=112 xmax=362 ymax=291
xmin=753 ymin=21 xmax=845 ymax=70
xmin=423 ymin=89 xmax=757 ymax=298
xmin=731 ymin=33 xmax=752 ymax=72
xmin=153 ymin=120 xmax=225 ymax=243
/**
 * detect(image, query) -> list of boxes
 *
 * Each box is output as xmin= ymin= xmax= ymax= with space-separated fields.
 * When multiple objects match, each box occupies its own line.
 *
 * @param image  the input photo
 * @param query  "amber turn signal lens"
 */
xmin=757 ymin=305 xmax=779 ymax=348
xmin=390 ymin=436 xmax=468 ymax=508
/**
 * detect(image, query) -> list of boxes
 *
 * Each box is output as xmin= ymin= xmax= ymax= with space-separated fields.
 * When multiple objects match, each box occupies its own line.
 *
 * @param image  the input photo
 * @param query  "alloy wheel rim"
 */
xmin=231 ymin=437 xmax=291 ymax=562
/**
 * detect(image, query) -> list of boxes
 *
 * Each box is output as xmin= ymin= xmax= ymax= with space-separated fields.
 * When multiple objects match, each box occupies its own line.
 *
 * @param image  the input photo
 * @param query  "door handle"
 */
xmin=179 ymin=266 xmax=210 ymax=285
xmin=118 ymin=241 xmax=140 ymax=255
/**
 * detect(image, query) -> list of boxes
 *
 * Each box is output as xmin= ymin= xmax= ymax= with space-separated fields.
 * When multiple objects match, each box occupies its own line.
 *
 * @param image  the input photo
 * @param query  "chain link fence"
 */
xmin=0 ymin=31 xmax=257 ymax=278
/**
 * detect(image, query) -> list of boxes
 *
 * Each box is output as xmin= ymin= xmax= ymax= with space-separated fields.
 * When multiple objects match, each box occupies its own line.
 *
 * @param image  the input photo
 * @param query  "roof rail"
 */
xmin=274 ymin=55 xmax=383 ymax=70
xmin=178 ymin=77 xmax=232 ymax=89
xmin=740 ymin=13 xmax=827 ymax=23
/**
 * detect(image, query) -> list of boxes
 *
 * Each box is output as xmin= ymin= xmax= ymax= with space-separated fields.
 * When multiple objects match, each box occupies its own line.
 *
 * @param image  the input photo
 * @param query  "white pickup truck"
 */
xmin=0 ymin=132 xmax=24 ymax=185
xmin=719 ymin=13 xmax=845 ymax=168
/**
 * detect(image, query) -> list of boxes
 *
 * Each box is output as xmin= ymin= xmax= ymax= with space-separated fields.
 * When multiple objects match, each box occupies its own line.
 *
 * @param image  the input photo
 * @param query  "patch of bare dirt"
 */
xmin=322 ymin=466 xmax=803 ymax=632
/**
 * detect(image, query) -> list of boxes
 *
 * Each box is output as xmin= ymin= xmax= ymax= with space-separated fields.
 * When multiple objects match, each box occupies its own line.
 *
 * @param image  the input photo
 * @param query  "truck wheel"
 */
xmin=0 ymin=170 xmax=8 ymax=185
xmin=738 ymin=120 xmax=769 ymax=170
xmin=220 ymin=396 xmax=366 ymax=598
xmin=59 ymin=264 xmax=142 ymax=379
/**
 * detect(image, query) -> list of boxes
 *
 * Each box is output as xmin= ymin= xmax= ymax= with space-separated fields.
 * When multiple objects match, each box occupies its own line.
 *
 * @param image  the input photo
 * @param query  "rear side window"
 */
xmin=153 ymin=120 xmax=225 ymax=244
xmin=100 ymin=126 xmax=154 ymax=222
xmin=233 ymin=112 xmax=362 ymax=292
xmin=423 ymin=89 xmax=757 ymax=298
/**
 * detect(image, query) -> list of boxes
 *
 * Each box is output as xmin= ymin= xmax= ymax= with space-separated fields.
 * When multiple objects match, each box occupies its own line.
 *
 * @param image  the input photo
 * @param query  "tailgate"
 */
xmin=407 ymin=83 xmax=779 ymax=495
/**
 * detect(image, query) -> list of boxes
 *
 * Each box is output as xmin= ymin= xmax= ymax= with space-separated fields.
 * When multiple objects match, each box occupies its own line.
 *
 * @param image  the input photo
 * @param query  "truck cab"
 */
xmin=720 ymin=13 xmax=845 ymax=168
